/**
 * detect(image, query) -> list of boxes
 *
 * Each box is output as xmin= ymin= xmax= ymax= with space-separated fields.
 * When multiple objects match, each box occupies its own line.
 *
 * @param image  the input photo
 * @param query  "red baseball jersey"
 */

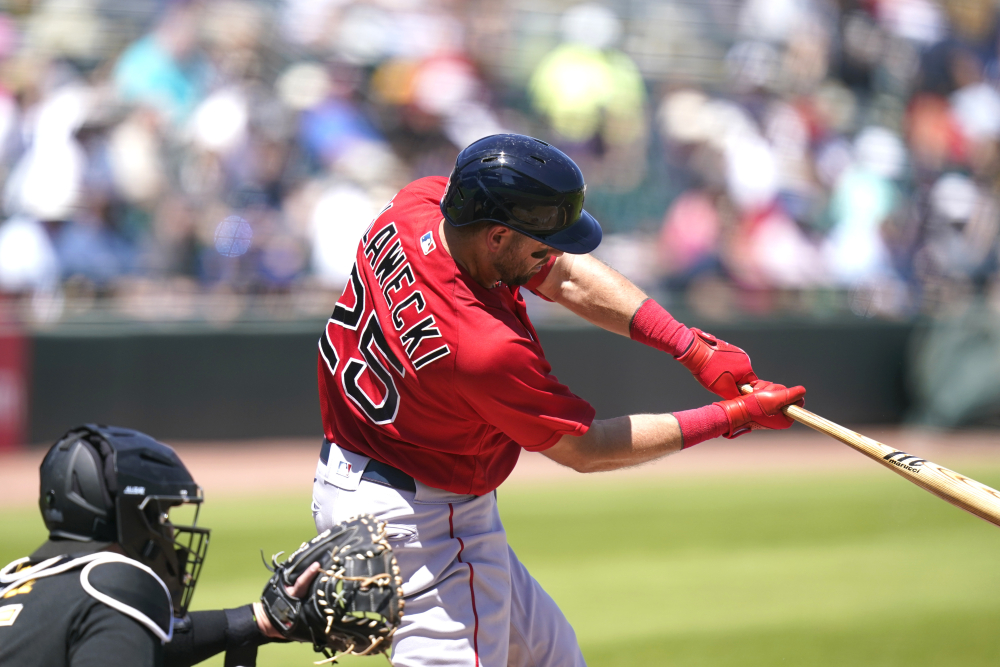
xmin=317 ymin=176 xmax=595 ymax=495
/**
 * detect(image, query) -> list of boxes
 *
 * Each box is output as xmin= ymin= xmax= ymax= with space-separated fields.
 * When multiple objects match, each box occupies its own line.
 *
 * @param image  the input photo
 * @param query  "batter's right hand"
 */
xmin=713 ymin=380 xmax=805 ymax=439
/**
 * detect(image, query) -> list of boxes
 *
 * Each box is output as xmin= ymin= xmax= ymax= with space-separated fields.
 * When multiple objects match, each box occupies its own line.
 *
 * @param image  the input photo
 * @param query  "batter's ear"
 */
xmin=484 ymin=224 xmax=513 ymax=252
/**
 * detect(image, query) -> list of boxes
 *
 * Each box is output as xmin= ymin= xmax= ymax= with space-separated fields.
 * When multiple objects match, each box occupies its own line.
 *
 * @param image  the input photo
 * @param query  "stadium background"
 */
xmin=1 ymin=0 xmax=1000 ymax=664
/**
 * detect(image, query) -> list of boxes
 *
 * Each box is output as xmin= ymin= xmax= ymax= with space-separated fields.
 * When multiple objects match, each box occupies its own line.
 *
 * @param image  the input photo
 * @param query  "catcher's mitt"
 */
xmin=259 ymin=515 xmax=404 ymax=662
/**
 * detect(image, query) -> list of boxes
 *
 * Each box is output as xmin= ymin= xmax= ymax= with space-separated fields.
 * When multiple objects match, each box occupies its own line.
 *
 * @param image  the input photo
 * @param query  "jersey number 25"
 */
xmin=320 ymin=265 xmax=405 ymax=425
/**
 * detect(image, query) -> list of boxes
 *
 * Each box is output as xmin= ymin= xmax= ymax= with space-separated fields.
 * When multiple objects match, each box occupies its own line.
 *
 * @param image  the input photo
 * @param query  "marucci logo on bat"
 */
xmin=883 ymin=451 xmax=926 ymax=473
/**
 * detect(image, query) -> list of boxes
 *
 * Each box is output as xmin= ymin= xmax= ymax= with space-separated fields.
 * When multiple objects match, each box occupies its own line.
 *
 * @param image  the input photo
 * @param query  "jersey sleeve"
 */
xmin=456 ymin=333 xmax=594 ymax=451
xmin=68 ymin=603 xmax=161 ymax=667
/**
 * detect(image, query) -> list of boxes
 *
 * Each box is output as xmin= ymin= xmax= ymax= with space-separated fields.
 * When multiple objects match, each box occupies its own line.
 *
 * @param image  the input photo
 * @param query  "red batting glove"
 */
xmin=676 ymin=329 xmax=758 ymax=400
xmin=628 ymin=301 xmax=757 ymax=399
xmin=713 ymin=380 xmax=806 ymax=439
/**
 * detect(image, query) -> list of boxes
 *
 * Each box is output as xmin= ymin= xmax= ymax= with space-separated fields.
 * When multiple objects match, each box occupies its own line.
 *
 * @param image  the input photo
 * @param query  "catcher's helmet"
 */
xmin=440 ymin=134 xmax=603 ymax=254
xmin=37 ymin=424 xmax=209 ymax=615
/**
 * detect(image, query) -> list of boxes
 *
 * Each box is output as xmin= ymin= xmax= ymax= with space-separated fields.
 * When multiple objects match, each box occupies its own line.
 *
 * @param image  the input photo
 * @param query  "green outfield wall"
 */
xmin=25 ymin=318 xmax=913 ymax=444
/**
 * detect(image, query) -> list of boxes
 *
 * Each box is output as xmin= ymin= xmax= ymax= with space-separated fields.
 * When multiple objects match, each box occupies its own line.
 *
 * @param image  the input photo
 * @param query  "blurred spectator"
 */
xmin=55 ymin=209 xmax=133 ymax=287
xmin=113 ymin=4 xmax=208 ymax=126
xmin=309 ymin=182 xmax=379 ymax=290
xmin=0 ymin=0 xmax=994 ymax=326
xmin=658 ymin=190 xmax=723 ymax=288
xmin=4 ymin=77 xmax=89 ymax=221
xmin=824 ymin=127 xmax=905 ymax=285
xmin=0 ymin=215 xmax=59 ymax=293
xmin=529 ymin=4 xmax=646 ymax=150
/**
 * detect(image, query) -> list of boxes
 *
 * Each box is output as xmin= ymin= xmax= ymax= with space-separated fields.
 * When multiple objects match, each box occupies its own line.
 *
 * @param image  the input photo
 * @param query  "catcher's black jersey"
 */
xmin=0 ymin=555 xmax=170 ymax=667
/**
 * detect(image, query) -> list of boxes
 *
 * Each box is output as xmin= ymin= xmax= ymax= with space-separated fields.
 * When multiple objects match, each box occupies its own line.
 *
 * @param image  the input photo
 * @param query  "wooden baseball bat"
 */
xmin=740 ymin=384 xmax=1000 ymax=528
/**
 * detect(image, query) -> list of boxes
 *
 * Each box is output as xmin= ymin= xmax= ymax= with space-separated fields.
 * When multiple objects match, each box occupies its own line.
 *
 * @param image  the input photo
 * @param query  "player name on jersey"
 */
xmin=361 ymin=220 xmax=450 ymax=370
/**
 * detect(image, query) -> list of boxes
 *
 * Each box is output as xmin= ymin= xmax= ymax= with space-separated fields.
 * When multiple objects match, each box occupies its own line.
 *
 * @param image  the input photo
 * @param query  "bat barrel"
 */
xmin=739 ymin=384 xmax=1000 ymax=529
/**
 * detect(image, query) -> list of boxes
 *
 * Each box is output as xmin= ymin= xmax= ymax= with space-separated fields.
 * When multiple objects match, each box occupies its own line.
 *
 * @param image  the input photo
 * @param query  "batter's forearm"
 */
xmin=543 ymin=413 xmax=684 ymax=473
xmin=538 ymin=254 xmax=647 ymax=337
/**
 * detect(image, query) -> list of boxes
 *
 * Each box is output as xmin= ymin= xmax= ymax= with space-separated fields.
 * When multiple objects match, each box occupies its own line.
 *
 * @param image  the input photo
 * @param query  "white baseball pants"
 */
xmin=311 ymin=446 xmax=587 ymax=667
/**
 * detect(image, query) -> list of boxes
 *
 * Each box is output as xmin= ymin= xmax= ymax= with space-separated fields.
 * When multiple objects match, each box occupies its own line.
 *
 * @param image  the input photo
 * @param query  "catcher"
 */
xmin=0 ymin=424 xmax=402 ymax=667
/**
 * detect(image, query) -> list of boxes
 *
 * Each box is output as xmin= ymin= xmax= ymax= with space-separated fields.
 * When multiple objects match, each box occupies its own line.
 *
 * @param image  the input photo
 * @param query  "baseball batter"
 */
xmin=312 ymin=134 xmax=806 ymax=666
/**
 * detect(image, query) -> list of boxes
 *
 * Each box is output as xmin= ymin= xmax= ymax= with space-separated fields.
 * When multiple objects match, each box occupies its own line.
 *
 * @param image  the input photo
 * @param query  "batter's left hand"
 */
xmin=676 ymin=328 xmax=758 ymax=399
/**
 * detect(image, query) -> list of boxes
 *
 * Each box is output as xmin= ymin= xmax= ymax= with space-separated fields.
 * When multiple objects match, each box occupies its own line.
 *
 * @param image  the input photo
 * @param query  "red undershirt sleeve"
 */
xmin=524 ymin=255 xmax=557 ymax=302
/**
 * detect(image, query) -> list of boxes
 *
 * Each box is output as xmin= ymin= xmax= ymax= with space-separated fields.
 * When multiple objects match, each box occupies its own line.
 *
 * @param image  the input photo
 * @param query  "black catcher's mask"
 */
xmin=37 ymin=424 xmax=210 ymax=615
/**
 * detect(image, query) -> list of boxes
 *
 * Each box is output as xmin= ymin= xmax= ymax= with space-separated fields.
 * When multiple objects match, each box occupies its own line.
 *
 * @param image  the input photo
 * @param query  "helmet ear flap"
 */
xmin=66 ymin=441 xmax=112 ymax=512
xmin=39 ymin=435 xmax=117 ymax=542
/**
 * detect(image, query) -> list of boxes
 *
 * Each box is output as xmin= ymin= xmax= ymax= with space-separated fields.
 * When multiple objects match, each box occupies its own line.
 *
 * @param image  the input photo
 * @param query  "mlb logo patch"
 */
xmin=420 ymin=231 xmax=436 ymax=255
xmin=336 ymin=460 xmax=352 ymax=478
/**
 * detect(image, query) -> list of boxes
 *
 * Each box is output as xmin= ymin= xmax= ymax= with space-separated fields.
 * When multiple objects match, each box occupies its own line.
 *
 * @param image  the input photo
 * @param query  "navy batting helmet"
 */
xmin=37 ymin=424 xmax=209 ymax=615
xmin=440 ymin=134 xmax=603 ymax=254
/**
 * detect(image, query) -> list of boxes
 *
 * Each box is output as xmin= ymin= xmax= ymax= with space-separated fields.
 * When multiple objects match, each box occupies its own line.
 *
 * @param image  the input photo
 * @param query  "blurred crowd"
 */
xmin=0 ymin=0 xmax=999 ymax=324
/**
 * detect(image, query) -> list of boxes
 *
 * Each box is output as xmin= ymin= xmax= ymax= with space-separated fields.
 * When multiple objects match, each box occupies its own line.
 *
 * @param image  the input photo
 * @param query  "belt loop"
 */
xmin=320 ymin=438 xmax=332 ymax=465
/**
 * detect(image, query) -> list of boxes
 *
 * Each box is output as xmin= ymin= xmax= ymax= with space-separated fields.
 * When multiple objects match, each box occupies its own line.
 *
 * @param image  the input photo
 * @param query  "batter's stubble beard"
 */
xmin=492 ymin=234 xmax=537 ymax=286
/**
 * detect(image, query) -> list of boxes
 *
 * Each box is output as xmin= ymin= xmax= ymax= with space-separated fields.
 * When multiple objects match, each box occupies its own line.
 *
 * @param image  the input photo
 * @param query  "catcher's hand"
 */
xmin=259 ymin=515 xmax=404 ymax=661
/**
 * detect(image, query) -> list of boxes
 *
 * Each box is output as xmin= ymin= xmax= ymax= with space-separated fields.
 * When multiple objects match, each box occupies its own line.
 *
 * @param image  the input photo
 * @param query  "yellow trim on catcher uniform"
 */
xmin=0 ymin=603 xmax=23 ymax=626
xmin=2 ymin=580 xmax=34 ymax=598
